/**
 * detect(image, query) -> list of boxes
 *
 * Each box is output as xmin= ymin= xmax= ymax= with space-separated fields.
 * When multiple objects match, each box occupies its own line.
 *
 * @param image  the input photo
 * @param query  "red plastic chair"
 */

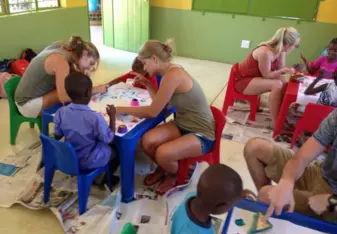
xmin=290 ymin=103 xmax=334 ymax=148
xmin=222 ymin=63 xmax=260 ymax=121
xmin=176 ymin=106 xmax=226 ymax=185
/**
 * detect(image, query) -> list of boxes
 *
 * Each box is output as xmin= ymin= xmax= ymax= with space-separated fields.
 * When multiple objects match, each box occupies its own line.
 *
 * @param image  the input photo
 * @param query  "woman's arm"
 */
xmin=116 ymin=71 xmax=180 ymax=118
xmin=257 ymin=50 xmax=291 ymax=79
xmin=44 ymin=54 xmax=70 ymax=103
xmin=144 ymin=82 xmax=158 ymax=99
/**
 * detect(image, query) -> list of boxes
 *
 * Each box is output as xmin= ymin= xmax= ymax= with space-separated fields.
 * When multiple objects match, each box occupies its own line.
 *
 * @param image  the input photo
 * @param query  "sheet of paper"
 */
xmin=88 ymin=83 xmax=152 ymax=137
xmin=226 ymin=207 xmax=327 ymax=234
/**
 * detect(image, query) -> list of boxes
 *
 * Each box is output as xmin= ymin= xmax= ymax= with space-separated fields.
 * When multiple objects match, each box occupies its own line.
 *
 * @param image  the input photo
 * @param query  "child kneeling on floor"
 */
xmin=107 ymin=56 xmax=158 ymax=89
xmin=53 ymin=72 xmax=120 ymax=188
xmin=171 ymin=164 xmax=254 ymax=234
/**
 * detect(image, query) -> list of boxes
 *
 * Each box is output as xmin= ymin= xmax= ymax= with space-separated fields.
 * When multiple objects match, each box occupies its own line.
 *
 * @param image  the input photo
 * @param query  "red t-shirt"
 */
xmin=119 ymin=71 xmax=158 ymax=89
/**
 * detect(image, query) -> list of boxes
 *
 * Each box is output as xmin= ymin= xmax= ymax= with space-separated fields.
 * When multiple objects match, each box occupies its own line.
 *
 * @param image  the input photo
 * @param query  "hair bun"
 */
xmin=69 ymin=36 xmax=83 ymax=49
xmin=164 ymin=39 xmax=175 ymax=54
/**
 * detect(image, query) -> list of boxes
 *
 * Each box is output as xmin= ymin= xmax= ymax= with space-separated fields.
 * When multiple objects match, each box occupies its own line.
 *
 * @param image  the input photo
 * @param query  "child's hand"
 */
xmin=106 ymin=104 xmax=116 ymax=118
xmin=131 ymin=72 xmax=151 ymax=87
xmin=300 ymin=53 xmax=308 ymax=64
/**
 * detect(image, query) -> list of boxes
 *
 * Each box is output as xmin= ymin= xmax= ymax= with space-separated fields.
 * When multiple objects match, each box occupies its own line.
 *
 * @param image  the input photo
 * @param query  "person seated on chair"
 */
xmin=14 ymin=36 xmax=107 ymax=119
xmin=107 ymin=56 xmax=158 ymax=89
xmin=301 ymin=38 xmax=337 ymax=78
xmin=53 ymin=72 xmax=119 ymax=187
xmin=171 ymin=164 xmax=255 ymax=234
xmin=234 ymin=27 xmax=300 ymax=127
xmin=114 ymin=39 xmax=215 ymax=196
xmin=243 ymin=109 xmax=337 ymax=223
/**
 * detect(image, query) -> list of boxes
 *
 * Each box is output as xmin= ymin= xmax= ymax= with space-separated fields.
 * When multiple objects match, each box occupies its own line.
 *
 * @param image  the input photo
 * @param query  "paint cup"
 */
xmin=130 ymin=98 xmax=140 ymax=106
xmin=117 ymin=124 xmax=128 ymax=134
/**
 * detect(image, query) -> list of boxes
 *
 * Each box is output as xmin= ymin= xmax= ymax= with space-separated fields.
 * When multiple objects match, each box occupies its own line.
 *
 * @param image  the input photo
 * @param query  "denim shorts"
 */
xmin=178 ymin=126 xmax=215 ymax=155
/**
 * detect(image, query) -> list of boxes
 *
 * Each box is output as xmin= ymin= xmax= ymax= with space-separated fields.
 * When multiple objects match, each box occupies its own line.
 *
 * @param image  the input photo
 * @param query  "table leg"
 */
xmin=273 ymin=95 xmax=296 ymax=138
xmin=116 ymin=138 xmax=137 ymax=203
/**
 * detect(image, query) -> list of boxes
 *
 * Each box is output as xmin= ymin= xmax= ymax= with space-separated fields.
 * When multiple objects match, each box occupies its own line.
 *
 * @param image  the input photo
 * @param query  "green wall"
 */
xmin=0 ymin=7 xmax=90 ymax=60
xmin=150 ymin=7 xmax=337 ymax=65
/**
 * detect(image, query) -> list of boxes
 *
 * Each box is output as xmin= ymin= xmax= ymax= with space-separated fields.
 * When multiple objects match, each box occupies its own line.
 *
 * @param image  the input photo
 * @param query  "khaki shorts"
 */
xmin=16 ymin=97 xmax=43 ymax=118
xmin=265 ymin=143 xmax=336 ymax=222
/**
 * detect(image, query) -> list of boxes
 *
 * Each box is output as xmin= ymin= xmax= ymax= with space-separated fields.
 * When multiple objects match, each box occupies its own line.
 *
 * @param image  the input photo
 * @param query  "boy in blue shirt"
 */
xmin=171 ymin=164 xmax=251 ymax=234
xmin=54 ymin=72 xmax=119 ymax=187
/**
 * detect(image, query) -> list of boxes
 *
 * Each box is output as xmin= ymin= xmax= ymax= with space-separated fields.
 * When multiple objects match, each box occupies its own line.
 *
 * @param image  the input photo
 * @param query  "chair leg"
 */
xmin=44 ymin=168 xmax=55 ymax=204
xmin=105 ymin=165 xmax=112 ymax=190
xmin=78 ymin=176 xmax=92 ymax=215
xmin=222 ymin=95 xmax=234 ymax=117
xmin=10 ymin=120 xmax=22 ymax=145
xmin=37 ymin=119 xmax=43 ymax=133
xmin=290 ymin=129 xmax=302 ymax=149
xmin=249 ymin=99 xmax=259 ymax=121
xmin=177 ymin=161 xmax=189 ymax=186
xmin=29 ymin=122 xmax=35 ymax=128
xmin=42 ymin=119 xmax=49 ymax=136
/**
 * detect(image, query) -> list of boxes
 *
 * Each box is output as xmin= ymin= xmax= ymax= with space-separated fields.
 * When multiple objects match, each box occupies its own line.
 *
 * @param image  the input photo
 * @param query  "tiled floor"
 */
xmin=0 ymin=27 xmax=254 ymax=233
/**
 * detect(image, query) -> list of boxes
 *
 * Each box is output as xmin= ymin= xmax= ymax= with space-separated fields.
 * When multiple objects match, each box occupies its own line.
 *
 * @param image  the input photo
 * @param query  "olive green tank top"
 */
xmin=169 ymin=66 xmax=215 ymax=140
xmin=15 ymin=43 xmax=70 ymax=106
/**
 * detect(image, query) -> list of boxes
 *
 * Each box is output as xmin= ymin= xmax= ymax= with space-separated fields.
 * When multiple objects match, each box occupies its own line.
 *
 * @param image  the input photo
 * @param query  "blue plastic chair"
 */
xmin=42 ymin=103 xmax=64 ymax=136
xmin=40 ymin=134 xmax=112 ymax=215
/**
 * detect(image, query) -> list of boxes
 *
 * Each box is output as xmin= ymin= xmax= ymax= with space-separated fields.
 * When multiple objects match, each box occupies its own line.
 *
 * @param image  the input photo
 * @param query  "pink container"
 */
xmin=130 ymin=98 xmax=140 ymax=106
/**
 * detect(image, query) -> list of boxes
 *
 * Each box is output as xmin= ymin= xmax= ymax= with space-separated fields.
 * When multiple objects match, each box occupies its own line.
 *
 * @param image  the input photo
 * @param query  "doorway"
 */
xmin=88 ymin=0 xmax=103 ymax=46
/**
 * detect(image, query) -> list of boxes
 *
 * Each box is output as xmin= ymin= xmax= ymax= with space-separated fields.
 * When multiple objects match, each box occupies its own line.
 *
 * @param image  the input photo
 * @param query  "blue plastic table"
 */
xmin=222 ymin=199 xmax=337 ymax=234
xmin=42 ymin=103 xmax=175 ymax=203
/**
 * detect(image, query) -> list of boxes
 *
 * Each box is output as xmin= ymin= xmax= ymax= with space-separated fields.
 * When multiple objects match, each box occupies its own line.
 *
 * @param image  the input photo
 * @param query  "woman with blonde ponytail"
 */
xmin=15 ymin=36 xmax=107 ymax=118
xmin=234 ymin=27 xmax=300 ymax=127
xmin=116 ymin=39 xmax=215 ymax=195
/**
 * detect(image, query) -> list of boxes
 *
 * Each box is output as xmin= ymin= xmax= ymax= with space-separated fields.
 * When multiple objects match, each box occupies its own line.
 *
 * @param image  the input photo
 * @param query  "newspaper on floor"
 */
xmin=0 ymin=141 xmax=131 ymax=234
xmin=0 ymin=139 xmax=217 ymax=234
xmin=222 ymin=122 xmax=273 ymax=144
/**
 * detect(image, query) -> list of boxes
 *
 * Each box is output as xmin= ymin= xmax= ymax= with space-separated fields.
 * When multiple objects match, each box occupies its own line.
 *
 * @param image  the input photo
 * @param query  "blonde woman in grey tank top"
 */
xmin=14 ymin=36 xmax=107 ymax=118
xmin=116 ymin=40 xmax=215 ymax=195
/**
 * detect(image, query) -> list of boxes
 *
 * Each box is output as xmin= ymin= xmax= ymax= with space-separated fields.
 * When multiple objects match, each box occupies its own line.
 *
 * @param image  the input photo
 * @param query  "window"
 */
xmin=3 ymin=0 xmax=59 ymax=14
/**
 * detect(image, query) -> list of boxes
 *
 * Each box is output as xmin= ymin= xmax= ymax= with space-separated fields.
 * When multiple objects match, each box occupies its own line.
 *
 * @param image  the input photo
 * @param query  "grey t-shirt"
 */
xmin=313 ymin=109 xmax=337 ymax=193
xmin=15 ymin=43 xmax=70 ymax=106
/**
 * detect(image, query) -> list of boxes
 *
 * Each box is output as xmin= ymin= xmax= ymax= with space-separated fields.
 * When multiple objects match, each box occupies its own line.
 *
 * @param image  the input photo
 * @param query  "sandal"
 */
xmin=156 ymin=176 xmax=177 ymax=196
xmin=143 ymin=168 xmax=165 ymax=186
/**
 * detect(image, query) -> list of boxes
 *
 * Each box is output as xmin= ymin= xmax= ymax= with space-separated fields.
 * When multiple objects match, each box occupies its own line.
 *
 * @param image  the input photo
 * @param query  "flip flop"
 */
xmin=143 ymin=170 xmax=165 ymax=186
xmin=156 ymin=176 xmax=177 ymax=196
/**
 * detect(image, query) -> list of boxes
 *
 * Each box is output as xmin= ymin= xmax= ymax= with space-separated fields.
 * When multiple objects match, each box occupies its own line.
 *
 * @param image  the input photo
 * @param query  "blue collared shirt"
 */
xmin=54 ymin=103 xmax=114 ymax=170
